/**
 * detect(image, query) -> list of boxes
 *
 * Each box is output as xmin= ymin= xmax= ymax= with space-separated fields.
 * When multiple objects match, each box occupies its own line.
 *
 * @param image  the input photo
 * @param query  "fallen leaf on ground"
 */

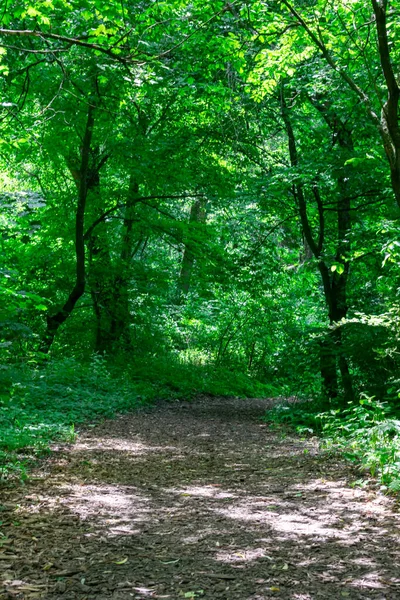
xmin=112 ymin=557 xmax=128 ymax=565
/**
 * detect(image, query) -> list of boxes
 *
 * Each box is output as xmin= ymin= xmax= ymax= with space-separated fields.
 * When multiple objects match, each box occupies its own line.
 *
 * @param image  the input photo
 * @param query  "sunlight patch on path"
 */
xmin=167 ymin=485 xmax=237 ymax=499
xmin=54 ymin=483 xmax=155 ymax=535
xmin=213 ymin=501 xmax=341 ymax=538
xmin=74 ymin=437 xmax=179 ymax=454
xmin=215 ymin=547 xmax=270 ymax=564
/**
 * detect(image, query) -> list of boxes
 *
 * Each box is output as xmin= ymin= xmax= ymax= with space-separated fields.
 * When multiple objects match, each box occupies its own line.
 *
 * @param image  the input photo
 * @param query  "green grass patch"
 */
xmin=123 ymin=354 xmax=277 ymax=399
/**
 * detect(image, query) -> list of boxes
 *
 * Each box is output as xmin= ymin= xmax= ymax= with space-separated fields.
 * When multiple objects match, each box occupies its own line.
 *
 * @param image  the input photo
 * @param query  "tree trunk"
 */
xmin=319 ymin=336 xmax=338 ymax=401
xmin=281 ymin=84 xmax=354 ymax=402
xmin=87 ymin=232 xmax=115 ymax=353
xmin=40 ymin=104 xmax=95 ymax=353
xmin=88 ymin=176 xmax=141 ymax=354
xmin=176 ymin=198 xmax=207 ymax=303
xmin=108 ymin=177 xmax=140 ymax=349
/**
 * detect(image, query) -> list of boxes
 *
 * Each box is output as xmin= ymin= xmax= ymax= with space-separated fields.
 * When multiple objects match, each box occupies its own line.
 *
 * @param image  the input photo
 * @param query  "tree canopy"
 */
xmin=1 ymin=0 xmax=400 ymax=413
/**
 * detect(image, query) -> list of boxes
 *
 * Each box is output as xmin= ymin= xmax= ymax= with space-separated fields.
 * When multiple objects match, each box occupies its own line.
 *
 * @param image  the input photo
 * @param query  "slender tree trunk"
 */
xmin=248 ymin=340 xmax=256 ymax=370
xmin=281 ymin=84 xmax=354 ymax=402
xmin=331 ymin=180 xmax=354 ymax=402
xmin=87 ymin=233 xmax=114 ymax=353
xmin=316 ymin=261 xmax=339 ymax=400
xmin=176 ymin=198 xmax=207 ymax=303
xmin=87 ymin=176 xmax=141 ymax=354
xmin=40 ymin=104 xmax=95 ymax=353
xmin=108 ymin=176 xmax=140 ymax=348
xmin=319 ymin=336 xmax=338 ymax=400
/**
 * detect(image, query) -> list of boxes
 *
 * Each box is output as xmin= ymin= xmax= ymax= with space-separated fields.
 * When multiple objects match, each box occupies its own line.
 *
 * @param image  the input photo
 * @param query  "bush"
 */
xmin=319 ymin=396 xmax=400 ymax=491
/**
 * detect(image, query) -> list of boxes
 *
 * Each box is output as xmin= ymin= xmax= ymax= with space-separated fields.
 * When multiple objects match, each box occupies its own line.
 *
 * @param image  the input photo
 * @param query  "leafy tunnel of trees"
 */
xmin=1 ymin=0 xmax=400 ymax=426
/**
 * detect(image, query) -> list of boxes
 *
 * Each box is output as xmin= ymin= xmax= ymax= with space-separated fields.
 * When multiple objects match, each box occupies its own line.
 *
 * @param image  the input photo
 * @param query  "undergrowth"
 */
xmin=0 ymin=355 xmax=152 ymax=481
xmin=123 ymin=354 xmax=276 ymax=399
xmin=0 ymin=353 xmax=274 ymax=482
xmin=264 ymin=395 xmax=400 ymax=492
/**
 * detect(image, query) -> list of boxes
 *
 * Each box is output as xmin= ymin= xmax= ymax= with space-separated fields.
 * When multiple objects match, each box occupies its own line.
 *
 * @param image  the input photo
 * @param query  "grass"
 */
xmin=123 ymin=354 xmax=277 ymax=399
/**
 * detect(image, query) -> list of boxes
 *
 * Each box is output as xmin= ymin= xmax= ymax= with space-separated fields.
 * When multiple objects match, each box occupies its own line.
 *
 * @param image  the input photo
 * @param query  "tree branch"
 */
xmin=0 ymin=29 xmax=134 ymax=63
xmin=84 ymin=193 xmax=206 ymax=239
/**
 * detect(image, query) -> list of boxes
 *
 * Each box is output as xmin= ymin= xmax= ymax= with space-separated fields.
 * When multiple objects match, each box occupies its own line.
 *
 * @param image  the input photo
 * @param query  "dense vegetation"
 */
xmin=1 ymin=0 xmax=400 ymax=485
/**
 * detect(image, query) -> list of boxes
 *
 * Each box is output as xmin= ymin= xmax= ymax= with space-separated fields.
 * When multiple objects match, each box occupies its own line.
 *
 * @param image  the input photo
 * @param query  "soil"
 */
xmin=1 ymin=395 xmax=400 ymax=600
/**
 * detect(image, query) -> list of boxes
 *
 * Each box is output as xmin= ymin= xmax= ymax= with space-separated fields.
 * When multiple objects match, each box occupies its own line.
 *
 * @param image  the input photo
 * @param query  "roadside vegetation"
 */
xmin=265 ymin=395 xmax=400 ymax=492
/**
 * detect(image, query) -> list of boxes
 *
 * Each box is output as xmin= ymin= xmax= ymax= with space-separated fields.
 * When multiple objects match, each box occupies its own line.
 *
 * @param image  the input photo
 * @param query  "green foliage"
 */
xmin=117 ymin=352 xmax=278 ymax=400
xmin=319 ymin=397 xmax=400 ymax=491
xmin=264 ymin=399 xmax=325 ymax=436
xmin=0 ymin=356 xmax=149 ymax=481
xmin=264 ymin=396 xmax=400 ymax=491
xmin=1 ymin=0 xmax=400 ymax=492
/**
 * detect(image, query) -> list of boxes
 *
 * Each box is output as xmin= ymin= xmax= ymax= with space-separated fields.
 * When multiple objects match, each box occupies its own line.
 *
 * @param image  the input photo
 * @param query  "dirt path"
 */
xmin=1 ymin=396 xmax=400 ymax=600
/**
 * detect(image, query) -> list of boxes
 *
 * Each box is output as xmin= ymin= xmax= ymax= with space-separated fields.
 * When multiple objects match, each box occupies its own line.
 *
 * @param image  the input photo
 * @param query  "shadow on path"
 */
xmin=1 ymin=396 xmax=400 ymax=599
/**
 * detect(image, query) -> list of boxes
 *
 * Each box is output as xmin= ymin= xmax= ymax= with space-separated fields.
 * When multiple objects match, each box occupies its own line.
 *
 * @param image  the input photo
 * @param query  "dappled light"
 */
xmin=73 ymin=439 xmax=180 ymax=455
xmin=3 ymin=0 xmax=400 ymax=596
xmin=168 ymin=486 xmax=237 ymax=500
xmin=59 ymin=483 xmax=154 ymax=529
xmin=2 ymin=397 xmax=400 ymax=599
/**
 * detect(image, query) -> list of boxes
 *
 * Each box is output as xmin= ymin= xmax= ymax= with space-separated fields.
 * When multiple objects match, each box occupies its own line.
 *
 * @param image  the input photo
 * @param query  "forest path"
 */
xmin=1 ymin=396 xmax=400 ymax=600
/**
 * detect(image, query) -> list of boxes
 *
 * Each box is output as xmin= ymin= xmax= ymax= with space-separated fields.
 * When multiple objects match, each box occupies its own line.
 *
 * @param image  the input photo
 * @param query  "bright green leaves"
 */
xmin=381 ymin=240 xmax=400 ymax=268
xmin=0 ymin=0 xmax=398 ymax=415
xmin=0 ymin=46 xmax=8 ymax=76
xmin=18 ymin=1 xmax=55 ymax=26
xmin=246 ymin=26 xmax=316 ymax=101
xmin=330 ymin=263 xmax=345 ymax=275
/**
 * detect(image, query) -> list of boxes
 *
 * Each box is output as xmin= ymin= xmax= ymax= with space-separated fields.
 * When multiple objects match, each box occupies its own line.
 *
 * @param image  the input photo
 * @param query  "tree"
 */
xmin=280 ymin=0 xmax=400 ymax=211
xmin=1 ymin=0 xmax=399 ymax=407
